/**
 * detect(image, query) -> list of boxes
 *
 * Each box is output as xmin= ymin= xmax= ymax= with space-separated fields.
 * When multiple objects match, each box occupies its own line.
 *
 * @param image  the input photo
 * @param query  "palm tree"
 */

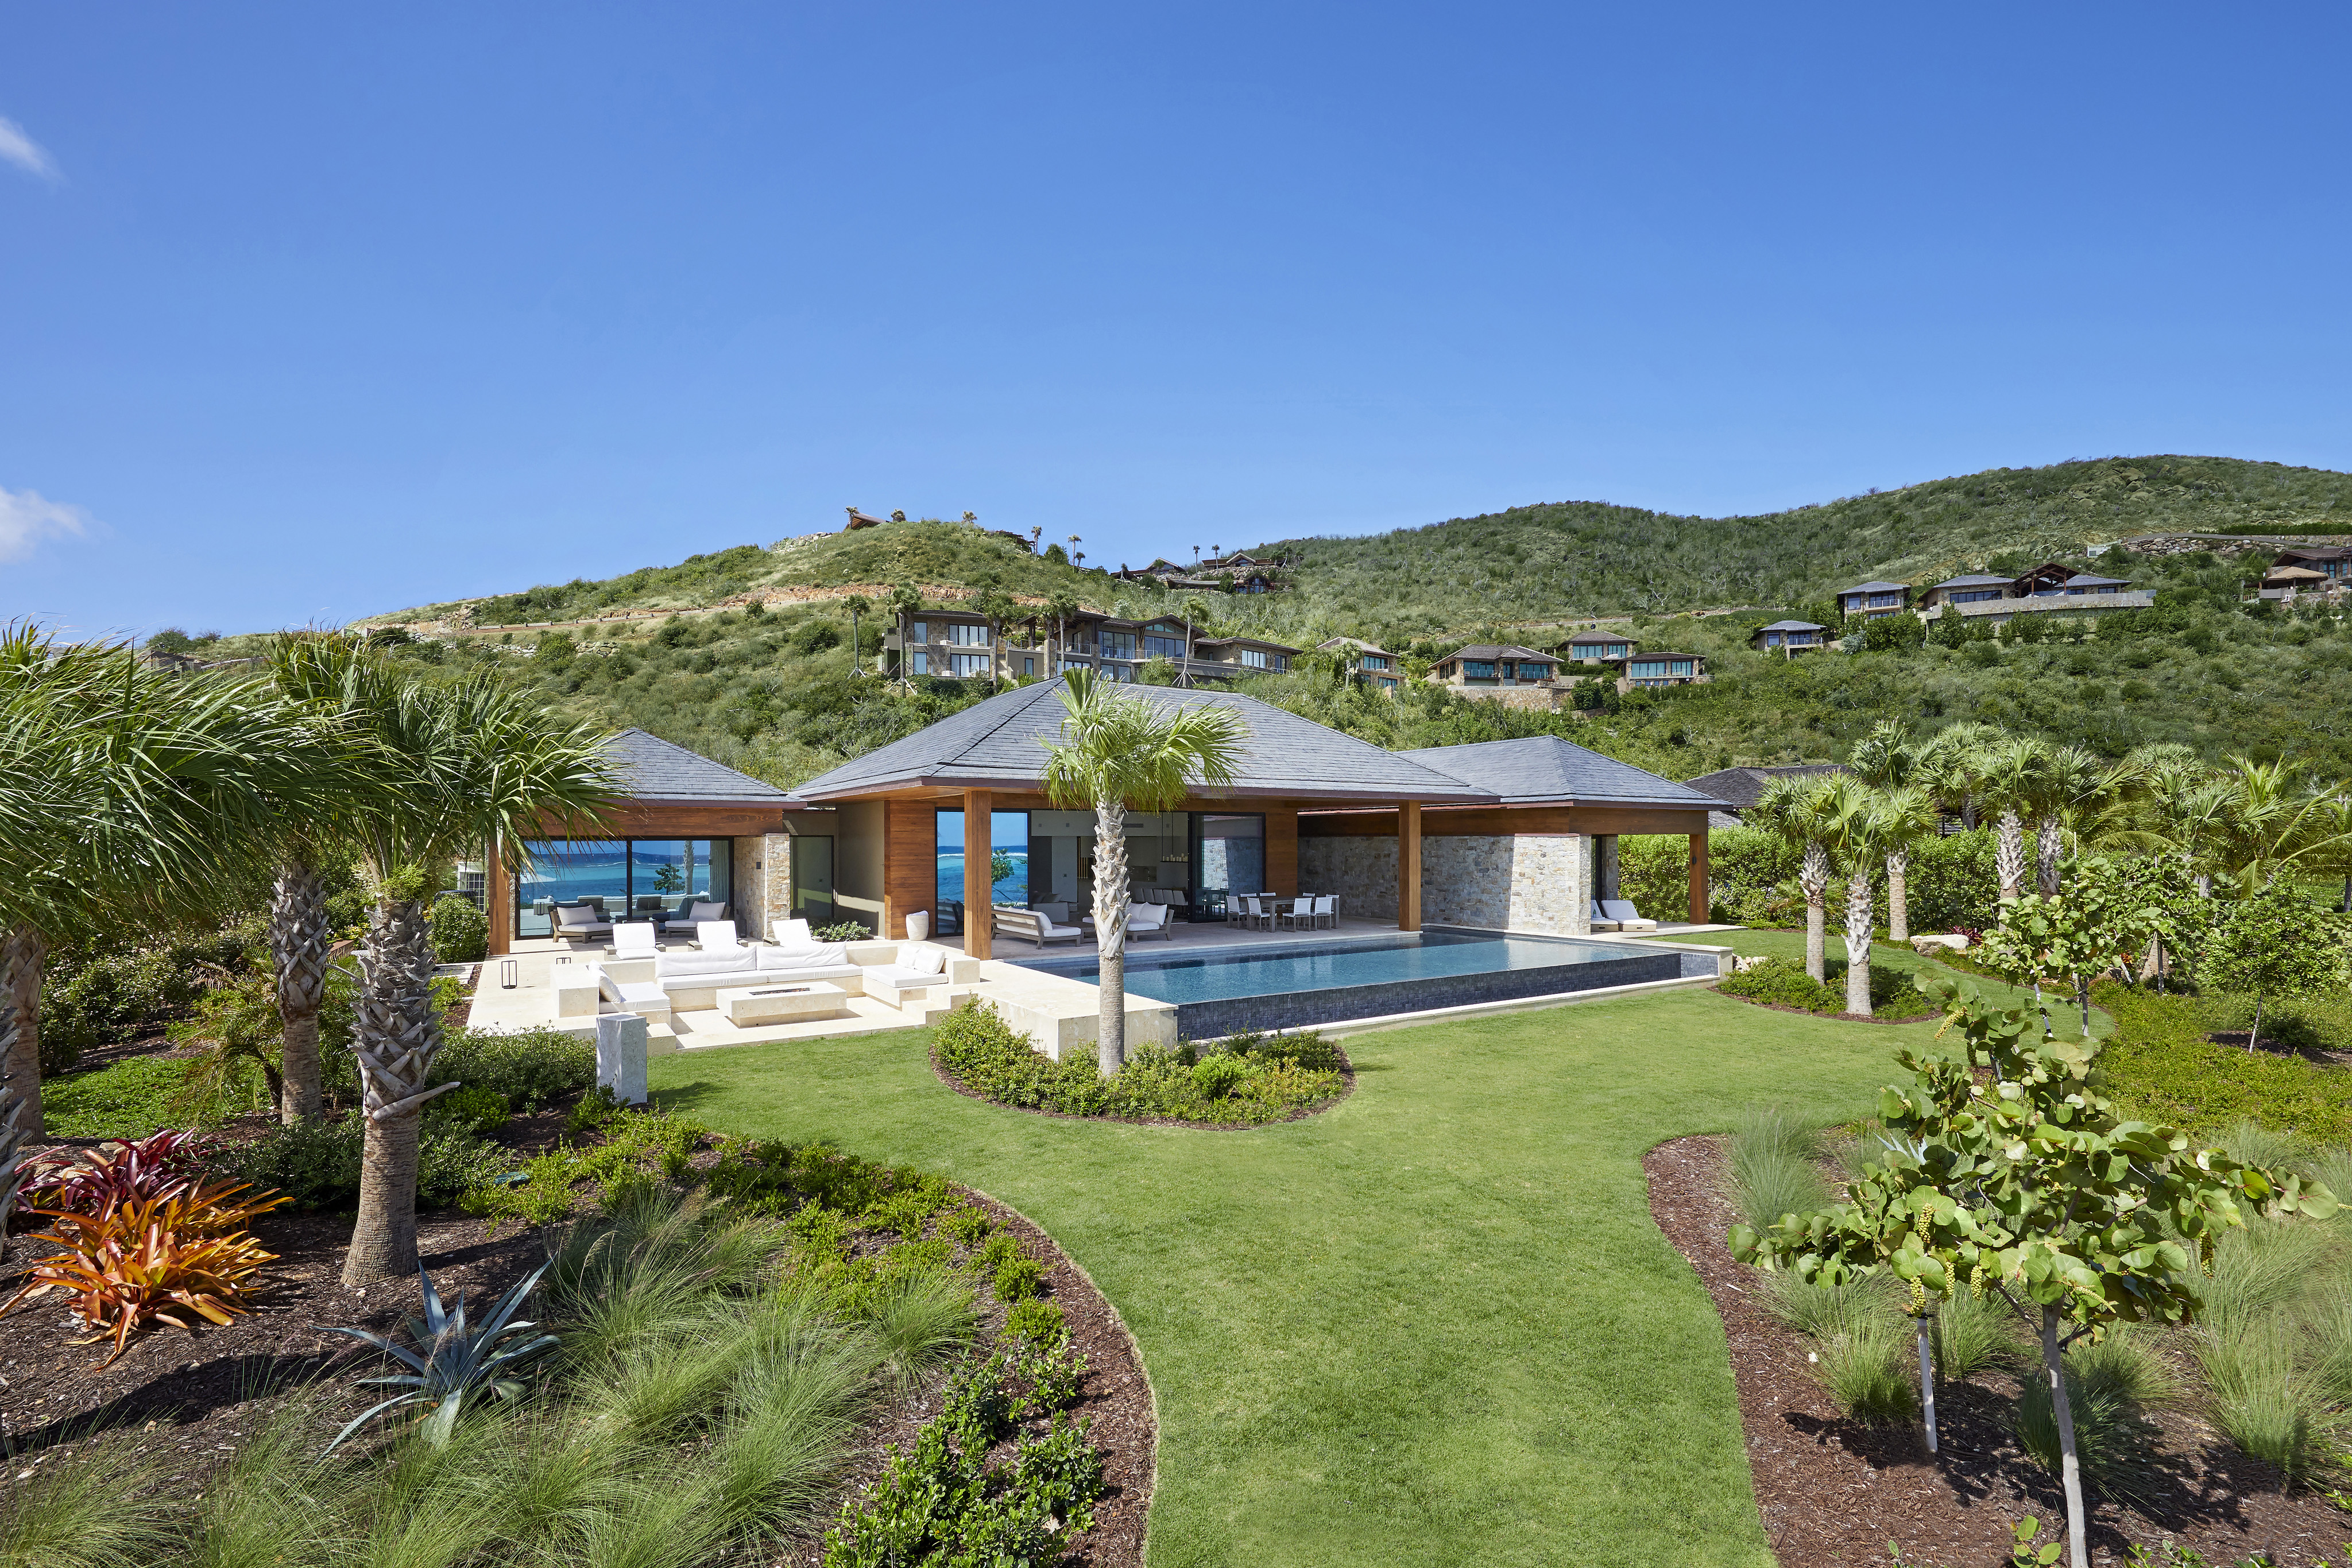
xmin=1042 ymin=591 xmax=1082 ymax=676
xmin=842 ymin=595 xmax=871 ymax=676
xmin=1 ymin=625 xmax=324 ymax=1135
xmin=2032 ymin=746 xmax=2111 ymax=896
xmin=1750 ymin=775 xmax=1837 ymax=982
xmin=274 ymin=636 xmax=620 ymax=1283
xmin=1846 ymin=722 xmax=1937 ymax=941
xmin=888 ymin=584 xmax=923 ymax=686
xmin=1915 ymin=721 xmax=2001 ymax=831
xmin=1039 ymin=673 xmax=1243 ymax=1071
xmin=1974 ymin=735 xmax=2052 ymax=903
xmin=2305 ymin=789 xmax=2352 ymax=912
xmin=1816 ymin=777 xmax=1903 ymax=1016
xmin=2215 ymin=756 xmax=2334 ymax=893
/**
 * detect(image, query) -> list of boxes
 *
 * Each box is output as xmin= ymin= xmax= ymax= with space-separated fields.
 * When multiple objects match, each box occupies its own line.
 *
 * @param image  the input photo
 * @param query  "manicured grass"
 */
xmin=1642 ymin=928 xmax=2111 ymax=1038
xmin=649 ymin=987 xmax=1940 ymax=1566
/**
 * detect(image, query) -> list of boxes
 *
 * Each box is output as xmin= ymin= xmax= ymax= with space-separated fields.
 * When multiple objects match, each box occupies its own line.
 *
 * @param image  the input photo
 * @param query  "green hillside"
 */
xmin=254 ymin=454 xmax=2352 ymax=787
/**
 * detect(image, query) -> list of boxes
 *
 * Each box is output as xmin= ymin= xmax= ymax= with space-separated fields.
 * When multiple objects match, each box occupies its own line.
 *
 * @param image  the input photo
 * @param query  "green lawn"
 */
xmin=650 ymin=986 xmax=1947 ymax=1566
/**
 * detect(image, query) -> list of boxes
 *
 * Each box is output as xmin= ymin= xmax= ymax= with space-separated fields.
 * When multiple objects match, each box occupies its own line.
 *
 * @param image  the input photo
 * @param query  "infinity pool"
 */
xmin=1009 ymin=927 xmax=1698 ymax=1036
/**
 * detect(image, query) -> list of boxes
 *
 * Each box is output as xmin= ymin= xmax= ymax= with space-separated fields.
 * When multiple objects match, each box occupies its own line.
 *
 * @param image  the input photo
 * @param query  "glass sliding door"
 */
xmin=791 ymin=836 xmax=834 ymax=926
xmin=1195 ymin=814 xmax=1264 ymax=919
xmin=935 ymin=809 xmax=1031 ymax=934
xmin=514 ymin=837 xmax=733 ymax=938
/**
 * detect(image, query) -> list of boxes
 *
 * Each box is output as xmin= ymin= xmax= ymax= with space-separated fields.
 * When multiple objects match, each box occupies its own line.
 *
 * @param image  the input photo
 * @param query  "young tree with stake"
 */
xmin=1733 ymin=976 xmax=2335 ymax=1568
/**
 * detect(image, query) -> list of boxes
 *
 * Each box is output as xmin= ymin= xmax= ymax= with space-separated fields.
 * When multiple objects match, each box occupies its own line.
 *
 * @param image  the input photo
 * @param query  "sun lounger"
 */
xmin=1599 ymin=899 xmax=1658 ymax=931
xmin=610 ymin=922 xmax=661 ymax=959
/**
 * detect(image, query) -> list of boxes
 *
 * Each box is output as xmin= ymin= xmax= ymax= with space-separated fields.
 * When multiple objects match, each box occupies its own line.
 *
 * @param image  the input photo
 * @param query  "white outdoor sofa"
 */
xmin=995 ymin=906 xmax=1082 ymax=948
xmin=555 ymin=936 xmax=982 ymax=1018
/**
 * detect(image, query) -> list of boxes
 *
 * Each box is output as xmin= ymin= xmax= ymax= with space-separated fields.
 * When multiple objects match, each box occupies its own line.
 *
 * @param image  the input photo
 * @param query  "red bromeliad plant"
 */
xmin=2 ymin=1180 xmax=287 ymax=1365
xmin=20 ymin=1129 xmax=216 ymax=1218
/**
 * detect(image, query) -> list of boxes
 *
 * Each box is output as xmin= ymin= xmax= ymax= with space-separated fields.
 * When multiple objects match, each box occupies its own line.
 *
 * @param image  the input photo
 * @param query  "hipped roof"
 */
xmin=783 ymin=678 xmax=1493 ymax=804
xmin=609 ymin=728 xmax=790 ymax=804
xmin=1399 ymin=737 xmax=1726 ymax=809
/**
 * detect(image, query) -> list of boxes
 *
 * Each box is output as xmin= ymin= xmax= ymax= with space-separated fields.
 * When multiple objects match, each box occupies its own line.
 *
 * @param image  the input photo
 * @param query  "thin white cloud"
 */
xmin=0 ymin=486 xmax=96 ymax=563
xmin=0 ymin=116 xmax=59 ymax=181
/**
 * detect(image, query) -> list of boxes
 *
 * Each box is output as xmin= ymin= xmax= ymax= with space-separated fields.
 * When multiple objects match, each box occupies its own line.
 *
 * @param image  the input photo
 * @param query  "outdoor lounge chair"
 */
xmin=1588 ymin=901 xmax=1622 ymax=933
xmin=610 ymin=922 xmax=661 ymax=959
xmin=682 ymin=899 xmax=728 ymax=923
xmin=552 ymin=904 xmax=613 ymax=945
xmin=1599 ymin=899 xmax=1658 ymax=931
xmin=590 ymin=964 xmax=671 ymax=1025
xmin=1127 ymin=903 xmax=1171 ymax=940
xmin=995 ymin=906 xmax=1080 ymax=948
xmin=691 ymin=919 xmax=743 ymax=951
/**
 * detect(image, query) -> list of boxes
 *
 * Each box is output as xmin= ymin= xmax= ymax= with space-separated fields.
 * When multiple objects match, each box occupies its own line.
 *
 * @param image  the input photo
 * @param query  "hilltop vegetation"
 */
xmin=303 ymin=454 xmax=2352 ymax=787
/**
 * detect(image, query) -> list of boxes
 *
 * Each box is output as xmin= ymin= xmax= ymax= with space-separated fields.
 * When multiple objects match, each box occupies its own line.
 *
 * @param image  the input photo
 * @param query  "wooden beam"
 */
xmin=883 ymin=797 xmax=937 ymax=941
xmin=485 ymin=835 xmax=513 ymax=957
xmin=1398 ymin=802 xmax=1422 ymax=932
xmin=1298 ymin=804 xmax=1712 ymax=838
xmin=1689 ymin=830 xmax=1709 ymax=924
xmin=1264 ymin=806 xmax=1299 ymax=897
xmin=962 ymin=789 xmax=993 ymax=959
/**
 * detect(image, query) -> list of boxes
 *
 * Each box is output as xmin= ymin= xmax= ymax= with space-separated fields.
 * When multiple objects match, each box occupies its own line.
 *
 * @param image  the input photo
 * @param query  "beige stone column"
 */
xmin=1568 ymin=834 xmax=1593 ymax=936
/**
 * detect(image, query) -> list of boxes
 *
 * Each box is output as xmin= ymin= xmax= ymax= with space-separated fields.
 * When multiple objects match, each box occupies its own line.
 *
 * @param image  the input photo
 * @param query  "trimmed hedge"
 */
xmin=1619 ymin=827 xmax=1998 ymax=933
xmin=931 ymin=1000 xmax=1344 ymax=1125
xmin=1717 ymin=955 xmax=1934 ymax=1019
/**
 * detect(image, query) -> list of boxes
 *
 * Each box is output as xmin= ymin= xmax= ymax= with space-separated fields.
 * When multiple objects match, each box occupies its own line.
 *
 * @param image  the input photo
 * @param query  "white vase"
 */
xmin=906 ymin=910 xmax=930 ymax=942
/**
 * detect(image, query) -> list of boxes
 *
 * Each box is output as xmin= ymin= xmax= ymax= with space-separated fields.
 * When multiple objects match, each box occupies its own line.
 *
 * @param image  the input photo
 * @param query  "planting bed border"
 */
xmin=928 ymin=1041 xmax=1357 ymax=1131
xmin=1709 ymin=989 xmax=1940 ymax=1027
xmin=1644 ymin=1132 xmax=2350 ymax=1566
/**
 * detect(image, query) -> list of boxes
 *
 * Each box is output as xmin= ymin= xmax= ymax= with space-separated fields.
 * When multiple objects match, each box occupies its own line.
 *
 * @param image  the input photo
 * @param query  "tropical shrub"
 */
xmin=425 ymin=1085 xmax=511 ymax=1138
xmin=1717 ymin=955 xmax=1932 ymax=1018
xmin=4 ymin=1182 xmax=288 ymax=1365
xmin=1004 ymin=1298 xmax=1066 ymax=1345
xmin=215 ymin=1115 xmax=508 ymax=1210
xmin=431 ymin=1026 xmax=595 ymax=1110
xmin=993 ymin=1256 xmax=1045 ymax=1303
xmin=21 ymin=1129 xmax=212 ymax=1217
xmin=428 ymin=893 xmax=490 ymax=963
xmin=933 ymin=1000 xmax=1344 ymax=1125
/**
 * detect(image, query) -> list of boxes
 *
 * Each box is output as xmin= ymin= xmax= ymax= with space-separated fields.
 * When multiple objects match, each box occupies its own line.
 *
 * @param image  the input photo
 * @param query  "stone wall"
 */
xmin=729 ymin=833 xmax=794 ymax=941
xmin=1298 ymin=833 xmax=1592 ymax=935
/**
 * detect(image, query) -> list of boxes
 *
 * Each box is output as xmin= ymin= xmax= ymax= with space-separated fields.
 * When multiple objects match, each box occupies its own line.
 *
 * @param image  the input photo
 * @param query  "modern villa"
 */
xmin=883 ymin=605 xmax=1299 ymax=685
xmin=1749 ymin=620 xmax=1829 ymax=654
xmin=1315 ymin=636 xmax=1405 ymax=692
xmin=1916 ymin=560 xmax=2153 ymax=627
xmin=1426 ymin=644 xmax=1558 ymax=699
xmin=1835 ymin=581 xmax=1913 ymax=620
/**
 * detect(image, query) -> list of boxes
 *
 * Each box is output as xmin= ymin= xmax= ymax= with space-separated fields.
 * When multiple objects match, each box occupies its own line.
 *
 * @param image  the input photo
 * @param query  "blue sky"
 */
xmin=5 ymin=3 xmax=2348 ymax=638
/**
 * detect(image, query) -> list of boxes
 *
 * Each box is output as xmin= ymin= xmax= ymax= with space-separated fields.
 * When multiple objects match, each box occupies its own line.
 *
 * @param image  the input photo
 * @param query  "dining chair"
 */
xmin=1314 ymin=894 xmax=1336 ymax=930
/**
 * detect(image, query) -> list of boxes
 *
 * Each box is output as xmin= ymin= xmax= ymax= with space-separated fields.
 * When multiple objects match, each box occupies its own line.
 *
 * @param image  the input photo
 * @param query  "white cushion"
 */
xmin=1030 ymin=903 xmax=1069 ymax=925
xmin=759 ymin=942 xmax=849 ymax=972
xmin=685 ymin=900 xmax=726 ymax=921
xmin=771 ymin=917 xmax=813 ymax=947
xmin=1128 ymin=903 xmax=1167 ymax=929
xmin=906 ymin=943 xmax=945 ymax=975
xmin=659 ymin=949 xmax=755 ymax=978
xmin=696 ymin=920 xmax=741 ymax=949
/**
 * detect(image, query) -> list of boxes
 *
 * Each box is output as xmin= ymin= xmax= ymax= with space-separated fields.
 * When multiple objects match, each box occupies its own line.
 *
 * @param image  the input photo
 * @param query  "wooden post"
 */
xmin=1688 ymin=830 xmax=1709 ymax=925
xmin=963 ymin=789 xmax=993 ymax=959
xmin=1398 ymin=801 xmax=1422 ymax=932
xmin=486 ymin=835 xmax=513 ymax=957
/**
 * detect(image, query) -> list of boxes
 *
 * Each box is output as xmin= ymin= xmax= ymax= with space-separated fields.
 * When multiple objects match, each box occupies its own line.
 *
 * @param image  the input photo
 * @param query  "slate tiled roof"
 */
xmin=1755 ymin=620 xmax=1828 ymax=633
xmin=1929 ymin=574 xmax=2012 ymax=590
xmin=1402 ymin=737 xmax=1727 ymax=809
xmin=609 ymin=728 xmax=790 ymax=803
xmin=1839 ymin=581 xmax=1912 ymax=594
xmin=1681 ymin=764 xmax=1846 ymax=811
xmin=784 ymin=679 xmax=1494 ymax=804
xmin=1439 ymin=644 xmax=1554 ymax=663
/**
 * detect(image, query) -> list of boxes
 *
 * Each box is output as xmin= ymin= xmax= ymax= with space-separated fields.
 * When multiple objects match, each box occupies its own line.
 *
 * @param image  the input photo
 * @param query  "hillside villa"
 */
xmin=1835 ymin=581 xmax=1913 ymax=620
xmin=1917 ymin=560 xmax=2153 ymax=627
xmin=884 ymin=604 xmax=1298 ymax=685
xmin=1427 ymin=643 xmax=1558 ymax=698
xmin=1315 ymin=636 xmax=1405 ymax=692
xmin=2259 ymin=547 xmax=2350 ymax=603
xmin=1749 ymin=620 xmax=1828 ymax=653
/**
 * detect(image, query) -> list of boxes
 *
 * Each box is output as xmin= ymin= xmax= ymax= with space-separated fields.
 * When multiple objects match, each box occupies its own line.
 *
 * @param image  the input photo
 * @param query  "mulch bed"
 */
xmin=0 ymin=1109 xmax=1155 ymax=1567
xmin=929 ymin=1044 xmax=1356 ymax=1130
xmin=1645 ymin=1133 xmax=2352 ymax=1566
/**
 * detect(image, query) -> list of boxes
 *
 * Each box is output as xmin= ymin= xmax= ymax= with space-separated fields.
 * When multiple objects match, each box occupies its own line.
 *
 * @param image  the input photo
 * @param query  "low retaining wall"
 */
xmin=1165 ymin=944 xmax=1685 ymax=1037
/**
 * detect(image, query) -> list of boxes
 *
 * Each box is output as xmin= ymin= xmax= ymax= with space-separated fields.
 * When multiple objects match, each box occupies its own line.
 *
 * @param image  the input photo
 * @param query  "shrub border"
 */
xmin=1707 ymin=990 xmax=1939 ymax=1027
xmin=927 ymin=1039 xmax=1357 ymax=1132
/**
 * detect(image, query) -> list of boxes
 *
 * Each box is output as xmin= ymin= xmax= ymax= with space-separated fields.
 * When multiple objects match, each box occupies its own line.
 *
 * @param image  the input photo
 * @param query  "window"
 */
xmin=1100 ymin=631 xmax=1136 ymax=660
xmin=515 ymin=837 xmax=733 ymax=938
xmin=1057 ymin=657 xmax=1091 ymax=675
xmin=1101 ymin=664 xmax=1131 ymax=682
xmin=1763 ymin=633 xmax=1782 ymax=647
xmin=1954 ymin=590 xmax=2001 ymax=604
xmin=1240 ymin=648 xmax=1270 ymax=669
xmin=910 ymin=621 xmax=929 ymax=642
xmin=1379 ymin=676 xmax=1398 ymax=689
xmin=1143 ymin=634 xmax=1183 ymax=660
xmin=950 ymin=652 xmax=990 ymax=677
xmin=1630 ymin=660 xmax=1669 ymax=678
xmin=1360 ymin=654 xmax=1387 ymax=670
xmin=909 ymin=650 xmax=931 ymax=675
xmin=1870 ymin=593 xmax=1902 ymax=607
xmin=947 ymin=622 xmax=989 ymax=646
xmin=1672 ymin=660 xmax=1693 ymax=676
xmin=1460 ymin=660 xmax=1496 ymax=679
xmin=1516 ymin=663 xmax=1551 ymax=680
xmin=1023 ymin=657 xmax=1036 ymax=675
xmin=1608 ymin=643 xmax=1628 ymax=659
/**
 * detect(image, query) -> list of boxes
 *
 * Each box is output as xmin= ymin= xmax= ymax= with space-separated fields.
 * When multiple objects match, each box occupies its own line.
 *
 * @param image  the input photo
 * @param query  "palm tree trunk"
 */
xmin=2041 ymin=1311 xmax=2088 ymax=1568
xmin=2250 ymin=993 xmax=2263 ymax=1053
xmin=1800 ymin=843 xmax=1829 ymax=984
xmin=1886 ymin=846 xmax=1910 ymax=943
xmin=270 ymin=858 xmax=331 ymax=1122
xmin=2 ymin=924 xmax=47 ymax=1138
xmin=2036 ymin=814 xmax=2064 ymax=897
xmin=1092 ymin=800 xmax=1130 ymax=1073
xmin=343 ymin=896 xmax=457 ymax=1285
xmin=1843 ymin=869 xmax=1874 ymax=1016
xmin=1995 ymin=809 xmax=2028 ymax=902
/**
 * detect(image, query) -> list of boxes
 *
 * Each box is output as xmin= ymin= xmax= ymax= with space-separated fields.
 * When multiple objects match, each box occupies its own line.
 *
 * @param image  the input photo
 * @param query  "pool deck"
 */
xmin=461 ymin=919 xmax=1738 ymax=1058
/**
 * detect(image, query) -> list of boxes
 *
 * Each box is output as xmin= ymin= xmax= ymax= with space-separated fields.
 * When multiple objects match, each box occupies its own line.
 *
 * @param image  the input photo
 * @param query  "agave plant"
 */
xmin=323 ymin=1259 xmax=559 ymax=1451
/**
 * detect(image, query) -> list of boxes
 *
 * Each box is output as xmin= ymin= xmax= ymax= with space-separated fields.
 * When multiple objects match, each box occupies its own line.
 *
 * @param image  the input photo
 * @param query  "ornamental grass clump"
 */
xmin=1733 ymin=973 xmax=2338 ymax=1568
xmin=1724 ymin=1104 xmax=1832 ymax=1234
